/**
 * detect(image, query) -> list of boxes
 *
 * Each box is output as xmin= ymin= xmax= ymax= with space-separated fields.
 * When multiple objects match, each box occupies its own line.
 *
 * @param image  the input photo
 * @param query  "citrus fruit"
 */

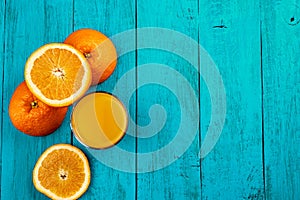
xmin=24 ymin=43 xmax=92 ymax=107
xmin=9 ymin=82 xmax=68 ymax=136
xmin=33 ymin=144 xmax=91 ymax=200
xmin=64 ymin=28 xmax=117 ymax=85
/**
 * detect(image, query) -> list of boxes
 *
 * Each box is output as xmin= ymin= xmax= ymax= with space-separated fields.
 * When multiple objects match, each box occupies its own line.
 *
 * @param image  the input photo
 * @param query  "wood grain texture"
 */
xmin=137 ymin=0 xmax=201 ymax=199
xmin=1 ymin=0 xmax=73 ymax=199
xmin=199 ymin=0 xmax=264 ymax=199
xmin=261 ymin=0 xmax=300 ymax=199
xmin=73 ymin=0 xmax=136 ymax=199
xmin=0 ymin=0 xmax=5 ymax=184
xmin=1 ymin=0 xmax=300 ymax=199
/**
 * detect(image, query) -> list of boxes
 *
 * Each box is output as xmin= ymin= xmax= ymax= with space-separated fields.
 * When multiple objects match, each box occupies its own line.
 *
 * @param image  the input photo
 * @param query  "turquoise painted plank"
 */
xmin=1 ymin=0 xmax=73 ymax=199
xmin=0 ymin=0 xmax=5 ymax=183
xmin=199 ymin=0 xmax=264 ymax=199
xmin=137 ymin=0 xmax=201 ymax=199
xmin=73 ymin=0 xmax=136 ymax=199
xmin=261 ymin=0 xmax=300 ymax=199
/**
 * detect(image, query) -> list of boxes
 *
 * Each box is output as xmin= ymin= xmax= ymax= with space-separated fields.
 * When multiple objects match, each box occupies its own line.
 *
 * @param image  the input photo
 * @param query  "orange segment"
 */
xmin=33 ymin=144 xmax=90 ymax=200
xmin=25 ymin=43 xmax=92 ymax=107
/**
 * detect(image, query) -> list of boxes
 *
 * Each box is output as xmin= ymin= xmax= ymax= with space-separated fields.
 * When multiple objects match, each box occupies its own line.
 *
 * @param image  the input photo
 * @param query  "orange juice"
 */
xmin=71 ymin=92 xmax=128 ymax=149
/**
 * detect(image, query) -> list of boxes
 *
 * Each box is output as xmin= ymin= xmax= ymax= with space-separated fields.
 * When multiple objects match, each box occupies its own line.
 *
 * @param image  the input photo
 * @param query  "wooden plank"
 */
xmin=0 ymin=0 xmax=5 ymax=184
xmin=72 ymin=0 xmax=136 ymax=199
xmin=199 ymin=0 xmax=264 ymax=199
xmin=1 ymin=0 xmax=73 ymax=199
xmin=261 ymin=0 xmax=300 ymax=199
xmin=136 ymin=0 xmax=201 ymax=199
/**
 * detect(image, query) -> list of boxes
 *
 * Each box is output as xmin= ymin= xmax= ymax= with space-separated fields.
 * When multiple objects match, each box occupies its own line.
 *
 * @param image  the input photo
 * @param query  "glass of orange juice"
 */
xmin=70 ymin=92 xmax=128 ymax=149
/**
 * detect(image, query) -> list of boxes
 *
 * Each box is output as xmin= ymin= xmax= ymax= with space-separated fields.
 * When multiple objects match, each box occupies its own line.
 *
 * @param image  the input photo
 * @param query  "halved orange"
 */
xmin=33 ymin=144 xmax=91 ymax=200
xmin=24 ymin=43 xmax=92 ymax=107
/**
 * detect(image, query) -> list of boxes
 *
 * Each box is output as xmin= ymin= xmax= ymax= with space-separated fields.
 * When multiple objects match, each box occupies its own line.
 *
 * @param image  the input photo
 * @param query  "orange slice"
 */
xmin=24 ymin=43 xmax=92 ymax=107
xmin=33 ymin=144 xmax=91 ymax=200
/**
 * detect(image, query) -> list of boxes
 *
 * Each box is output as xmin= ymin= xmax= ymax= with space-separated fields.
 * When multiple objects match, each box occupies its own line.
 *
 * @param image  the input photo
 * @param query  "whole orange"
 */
xmin=64 ymin=28 xmax=117 ymax=85
xmin=9 ymin=82 xmax=68 ymax=136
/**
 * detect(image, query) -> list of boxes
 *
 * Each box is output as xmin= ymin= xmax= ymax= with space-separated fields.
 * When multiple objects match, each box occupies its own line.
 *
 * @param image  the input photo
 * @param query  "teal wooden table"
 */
xmin=1 ymin=0 xmax=300 ymax=199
